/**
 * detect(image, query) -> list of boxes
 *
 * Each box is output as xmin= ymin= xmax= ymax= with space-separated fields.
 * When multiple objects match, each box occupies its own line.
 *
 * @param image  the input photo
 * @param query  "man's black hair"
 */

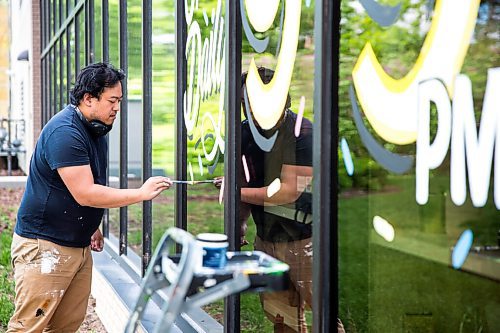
xmin=69 ymin=62 xmax=125 ymax=105
xmin=241 ymin=67 xmax=291 ymax=110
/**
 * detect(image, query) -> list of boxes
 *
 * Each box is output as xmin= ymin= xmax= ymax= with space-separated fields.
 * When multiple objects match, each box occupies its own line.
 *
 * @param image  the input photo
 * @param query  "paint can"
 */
xmin=196 ymin=233 xmax=228 ymax=268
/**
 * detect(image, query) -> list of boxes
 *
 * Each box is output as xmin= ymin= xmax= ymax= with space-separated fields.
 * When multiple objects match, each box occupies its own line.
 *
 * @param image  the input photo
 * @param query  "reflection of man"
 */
xmin=8 ymin=63 xmax=172 ymax=332
xmin=241 ymin=67 xmax=313 ymax=332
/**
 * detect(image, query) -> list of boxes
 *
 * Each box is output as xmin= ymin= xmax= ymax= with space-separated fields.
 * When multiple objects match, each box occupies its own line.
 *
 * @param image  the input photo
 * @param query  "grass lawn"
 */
xmin=0 ymin=199 xmax=17 ymax=331
xmin=339 ymin=174 xmax=500 ymax=332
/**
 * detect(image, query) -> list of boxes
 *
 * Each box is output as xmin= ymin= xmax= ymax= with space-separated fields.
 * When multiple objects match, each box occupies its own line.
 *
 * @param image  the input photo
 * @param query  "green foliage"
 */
xmin=338 ymin=0 xmax=498 ymax=191
xmin=0 ymin=232 xmax=11 ymax=267
xmin=339 ymin=152 xmax=388 ymax=191
xmin=339 ymin=0 xmax=429 ymax=188
xmin=0 ymin=219 xmax=14 ymax=329
xmin=0 ymin=268 xmax=15 ymax=329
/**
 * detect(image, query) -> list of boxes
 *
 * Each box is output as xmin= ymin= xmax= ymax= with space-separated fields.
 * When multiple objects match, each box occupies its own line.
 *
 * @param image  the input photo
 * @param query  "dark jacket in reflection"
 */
xmin=242 ymin=110 xmax=313 ymax=242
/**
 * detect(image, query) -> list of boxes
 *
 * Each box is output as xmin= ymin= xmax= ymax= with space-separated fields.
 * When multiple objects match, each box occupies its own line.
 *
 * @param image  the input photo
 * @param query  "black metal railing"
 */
xmin=0 ymin=118 xmax=26 ymax=175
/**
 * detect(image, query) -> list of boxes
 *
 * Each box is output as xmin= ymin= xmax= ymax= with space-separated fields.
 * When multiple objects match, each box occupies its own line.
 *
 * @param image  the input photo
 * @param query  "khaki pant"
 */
xmin=7 ymin=234 xmax=92 ymax=333
xmin=255 ymin=236 xmax=313 ymax=333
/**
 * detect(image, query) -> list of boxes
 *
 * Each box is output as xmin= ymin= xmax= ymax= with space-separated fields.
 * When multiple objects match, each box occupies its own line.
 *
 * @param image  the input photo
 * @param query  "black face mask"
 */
xmin=73 ymin=105 xmax=112 ymax=137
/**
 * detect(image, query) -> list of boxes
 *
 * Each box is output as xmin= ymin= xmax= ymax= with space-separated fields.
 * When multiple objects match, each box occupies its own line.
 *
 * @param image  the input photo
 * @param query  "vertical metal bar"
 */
xmin=84 ymin=1 xmax=89 ymax=65
xmin=313 ymin=1 xmax=340 ymax=332
xmin=43 ymin=58 xmax=46 ymax=126
xmin=54 ymin=42 xmax=58 ymax=113
xmin=41 ymin=3 xmax=46 ymax=125
xmin=45 ymin=56 xmax=50 ymax=124
xmin=174 ymin=0 xmax=187 ymax=247
xmin=49 ymin=51 xmax=53 ymax=119
xmin=75 ymin=14 xmax=80 ymax=74
xmin=58 ymin=41 xmax=61 ymax=112
xmin=43 ymin=3 xmax=47 ymax=124
xmin=118 ymin=0 xmax=128 ymax=256
xmin=41 ymin=58 xmax=45 ymax=126
xmin=42 ymin=57 xmax=44 ymax=125
xmin=60 ymin=37 xmax=64 ymax=108
xmin=7 ymin=118 xmax=11 ymax=176
xmin=88 ymin=0 xmax=95 ymax=64
xmin=142 ymin=0 xmax=153 ymax=275
xmin=53 ymin=46 xmax=58 ymax=114
xmin=102 ymin=0 xmax=110 ymax=238
xmin=66 ymin=27 xmax=71 ymax=103
xmin=224 ymin=0 xmax=242 ymax=332
xmin=50 ymin=49 xmax=54 ymax=118
xmin=57 ymin=42 xmax=60 ymax=112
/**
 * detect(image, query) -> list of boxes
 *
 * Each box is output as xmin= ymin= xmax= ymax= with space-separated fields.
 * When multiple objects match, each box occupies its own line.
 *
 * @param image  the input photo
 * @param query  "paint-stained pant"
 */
xmin=7 ymin=233 xmax=92 ymax=333
xmin=254 ymin=236 xmax=313 ymax=333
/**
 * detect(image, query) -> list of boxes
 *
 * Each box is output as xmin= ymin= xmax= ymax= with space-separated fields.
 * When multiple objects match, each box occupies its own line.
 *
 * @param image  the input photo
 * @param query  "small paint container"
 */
xmin=196 ymin=233 xmax=228 ymax=268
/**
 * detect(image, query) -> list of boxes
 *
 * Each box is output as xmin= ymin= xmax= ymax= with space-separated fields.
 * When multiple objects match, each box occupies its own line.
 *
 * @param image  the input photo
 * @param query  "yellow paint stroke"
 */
xmin=245 ymin=0 xmax=280 ymax=32
xmin=352 ymin=0 xmax=479 ymax=144
xmin=246 ymin=0 xmax=301 ymax=130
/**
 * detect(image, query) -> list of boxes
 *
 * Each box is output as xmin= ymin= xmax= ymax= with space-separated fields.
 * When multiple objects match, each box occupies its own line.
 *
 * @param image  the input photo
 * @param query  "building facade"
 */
xmin=8 ymin=0 xmax=500 ymax=332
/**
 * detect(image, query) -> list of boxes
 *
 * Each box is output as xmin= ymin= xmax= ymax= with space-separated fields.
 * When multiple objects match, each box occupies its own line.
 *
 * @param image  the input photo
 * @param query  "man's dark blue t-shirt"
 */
xmin=16 ymin=105 xmax=107 ymax=247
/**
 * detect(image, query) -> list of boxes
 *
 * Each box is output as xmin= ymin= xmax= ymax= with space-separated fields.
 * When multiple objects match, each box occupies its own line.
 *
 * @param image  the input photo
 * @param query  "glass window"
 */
xmin=181 ymin=0 xmax=226 ymax=321
xmin=240 ymin=0 xmax=316 ymax=331
xmin=124 ymin=0 xmax=143 ymax=249
xmin=151 ymin=0 xmax=176 ymax=243
xmin=184 ymin=0 xmax=225 ymax=236
xmin=339 ymin=1 xmax=500 ymax=331
xmin=107 ymin=0 xmax=120 ymax=235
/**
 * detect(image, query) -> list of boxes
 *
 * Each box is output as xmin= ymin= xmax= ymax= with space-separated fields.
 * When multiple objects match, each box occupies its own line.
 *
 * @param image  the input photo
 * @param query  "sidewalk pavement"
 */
xmin=0 ymin=176 xmax=27 ymax=188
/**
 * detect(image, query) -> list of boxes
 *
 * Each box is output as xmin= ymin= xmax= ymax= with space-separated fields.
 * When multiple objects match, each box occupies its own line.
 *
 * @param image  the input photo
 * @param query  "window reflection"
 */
xmin=240 ymin=67 xmax=313 ymax=332
xmin=339 ymin=1 xmax=500 ymax=331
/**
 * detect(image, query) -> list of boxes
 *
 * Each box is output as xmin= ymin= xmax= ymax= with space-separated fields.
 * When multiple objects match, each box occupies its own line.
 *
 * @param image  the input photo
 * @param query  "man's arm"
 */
xmin=58 ymin=164 xmax=171 ymax=208
xmin=241 ymin=164 xmax=312 ymax=206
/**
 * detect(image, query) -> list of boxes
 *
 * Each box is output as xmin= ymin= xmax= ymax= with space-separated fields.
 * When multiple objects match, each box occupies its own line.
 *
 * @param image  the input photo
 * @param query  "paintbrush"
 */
xmin=170 ymin=179 xmax=216 ymax=185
